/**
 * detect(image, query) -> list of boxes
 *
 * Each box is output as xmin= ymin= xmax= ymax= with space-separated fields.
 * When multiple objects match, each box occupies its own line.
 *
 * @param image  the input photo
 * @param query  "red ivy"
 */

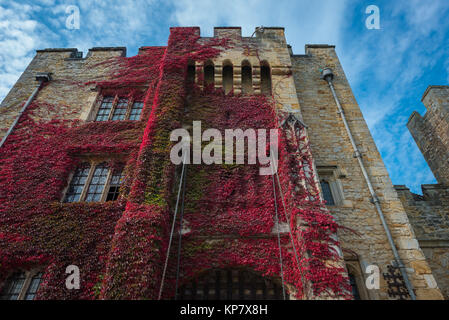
xmin=0 ymin=27 xmax=352 ymax=300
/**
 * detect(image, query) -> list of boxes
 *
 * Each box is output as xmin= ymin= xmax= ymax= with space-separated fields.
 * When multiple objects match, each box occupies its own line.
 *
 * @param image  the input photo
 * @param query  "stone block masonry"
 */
xmin=0 ymin=26 xmax=445 ymax=300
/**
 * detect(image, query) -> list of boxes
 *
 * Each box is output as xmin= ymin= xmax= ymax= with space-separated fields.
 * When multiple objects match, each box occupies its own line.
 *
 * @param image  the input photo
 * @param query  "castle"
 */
xmin=0 ymin=26 xmax=447 ymax=300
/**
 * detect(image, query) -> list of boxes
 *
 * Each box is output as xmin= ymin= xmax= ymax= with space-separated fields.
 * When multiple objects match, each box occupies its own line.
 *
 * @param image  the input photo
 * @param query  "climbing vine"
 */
xmin=0 ymin=27 xmax=351 ymax=300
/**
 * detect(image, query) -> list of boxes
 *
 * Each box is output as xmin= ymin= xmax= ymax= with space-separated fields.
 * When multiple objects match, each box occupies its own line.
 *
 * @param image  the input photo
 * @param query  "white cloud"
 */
xmin=338 ymin=1 xmax=449 ymax=191
xmin=0 ymin=4 xmax=43 ymax=103
xmin=0 ymin=0 xmax=163 ymax=103
xmin=170 ymin=0 xmax=445 ymax=192
xmin=0 ymin=0 xmax=446 ymax=193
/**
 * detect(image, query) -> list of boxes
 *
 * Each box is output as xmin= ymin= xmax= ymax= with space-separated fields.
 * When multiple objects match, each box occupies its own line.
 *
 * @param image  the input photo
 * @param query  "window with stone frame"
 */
xmin=94 ymin=95 xmax=144 ymax=122
xmin=64 ymin=161 xmax=124 ymax=203
xmin=241 ymin=60 xmax=253 ymax=94
xmin=344 ymin=259 xmax=369 ymax=300
xmin=320 ymin=180 xmax=335 ymax=205
xmin=348 ymin=272 xmax=361 ymax=300
xmin=203 ymin=60 xmax=215 ymax=87
xmin=222 ymin=61 xmax=233 ymax=94
xmin=260 ymin=61 xmax=272 ymax=95
xmin=95 ymin=96 xmax=114 ymax=121
xmin=0 ymin=270 xmax=44 ymax=300
xmin=317 ymin=166 xmax=348 ymax=206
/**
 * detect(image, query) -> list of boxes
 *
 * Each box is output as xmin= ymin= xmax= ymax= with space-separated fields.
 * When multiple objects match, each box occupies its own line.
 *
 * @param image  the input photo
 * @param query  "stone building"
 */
xmin=0 ymin=26 xmax=445 ymax=300
xmin=395 ymin=85 xmax=449 ymax=299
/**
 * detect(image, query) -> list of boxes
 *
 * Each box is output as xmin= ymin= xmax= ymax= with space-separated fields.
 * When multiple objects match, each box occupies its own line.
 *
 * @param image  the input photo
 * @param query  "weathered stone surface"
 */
xmin=395 ymin=184 xmax=449 ymax=299
xmin=291 ymin=44 xmax=442 ymax=300
xmin=0 ymin=27 xmax=445 ymax=300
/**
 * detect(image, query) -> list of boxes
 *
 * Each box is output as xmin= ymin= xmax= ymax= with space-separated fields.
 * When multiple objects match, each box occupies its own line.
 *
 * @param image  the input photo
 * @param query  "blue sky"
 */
xmin=1 ymin=0 xmax=448 ymax=193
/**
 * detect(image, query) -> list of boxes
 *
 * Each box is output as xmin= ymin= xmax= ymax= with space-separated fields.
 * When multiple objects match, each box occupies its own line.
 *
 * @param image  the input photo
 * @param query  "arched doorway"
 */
xmin=178 ymin=268 xmax=287 ymax=300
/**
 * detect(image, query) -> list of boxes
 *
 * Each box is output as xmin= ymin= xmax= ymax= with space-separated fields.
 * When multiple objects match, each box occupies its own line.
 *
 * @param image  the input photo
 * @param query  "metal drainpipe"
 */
xmin=0 ymin=72 xmax=52 ymax=148
xmin=320 ymin=68 xmax=416 ymax=300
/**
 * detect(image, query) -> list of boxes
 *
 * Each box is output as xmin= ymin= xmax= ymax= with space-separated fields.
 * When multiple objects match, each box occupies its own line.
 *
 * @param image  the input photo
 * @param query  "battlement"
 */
xmin=212 ymin=26 xmax=285 ymax=41
xmin=422 ymin=85 xmax=449 ymax=104
xmin=36 ymin=46 xmax=127 ymax=60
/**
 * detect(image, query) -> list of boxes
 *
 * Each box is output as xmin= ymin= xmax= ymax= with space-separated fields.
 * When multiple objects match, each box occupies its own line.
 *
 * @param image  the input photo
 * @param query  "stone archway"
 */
xmin=178 ymin=268 xmax=287 ymax=300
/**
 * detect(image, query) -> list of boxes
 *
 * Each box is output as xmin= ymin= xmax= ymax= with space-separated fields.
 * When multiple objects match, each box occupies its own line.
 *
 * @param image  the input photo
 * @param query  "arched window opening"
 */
xmin=186 ymin=63 xmax=196 ymax=85
xmin=241 ymin=61 xmax=253 ymax=94
xmin=178 ymin=268 xmax=287 ymax=300
xmin=204 ymin=61 xmax=215 ymax=88
xmin=260 ymin=62 xmax=272 ymax=95
xmin=345 ymin=261 xmax=365 ymax=300
xmin=348 ymin=273 xmax=361 ymax=300
xmin=222 ymin=62 xmax=233 ymax=94
xmin=320 ymin=180 xmax=335 ymax=206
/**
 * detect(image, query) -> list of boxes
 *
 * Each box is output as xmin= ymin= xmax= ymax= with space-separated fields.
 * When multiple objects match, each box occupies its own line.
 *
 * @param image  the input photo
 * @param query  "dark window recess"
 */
xmin=111 ymin=98 xmax=128 ymax=121
xmin=24 ymin=272 xmax=43 ymax=300
xmin=85 ymin=163 xmax=109 ymax=202
xmin=95 ymin=96 xmax=114 ymax=121
xmin=222 ymin=65 xmax=233 ymax=94
xmin=204 ymin=64 xmax=215 ymax=87
xmin=70 ymin=51 xmax=83 ymax=59
xmin=178 ymin=269 xmax=287 ymax=300
xmin=349 ymin=273 xmax=361 ymax=300
xmin=241 ymin=65 xmax=253 ymax=94
xmin=106 ymin=169 xmax=124 ymax=201
xmin=64 ymin=165 xmax=90 ymax=203
xmin=260 ymin=65 xmax=272 ymax=95
xmin=187 ymin=64 xmax=196 ymax=84
xmin=320 ymin=180 xmax=335 ymax=205
xmin=129 ymin=101 xmax=144 ymax=120
xmin=0 ymin=272 xmax=26 ymax=300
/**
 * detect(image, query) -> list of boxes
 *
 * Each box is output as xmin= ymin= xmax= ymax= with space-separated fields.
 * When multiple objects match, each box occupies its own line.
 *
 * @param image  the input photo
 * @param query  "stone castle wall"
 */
xmin=0 ymin=47 xmax=126 ymax=140
xmin=291 ymin=45 xmax=443 ymax=299
xmin=395 ymin=185 xmax=449 ymax=299
xmin=398 ymin=85 xmax=449 ymax=300
xmin=0 ymin=26 xmax=444 ymax=300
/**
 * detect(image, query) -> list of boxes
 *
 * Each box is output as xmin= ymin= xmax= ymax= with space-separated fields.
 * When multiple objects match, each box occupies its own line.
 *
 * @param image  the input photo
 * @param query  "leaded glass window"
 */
xmin=95 ymin=96 xmax=114 ymax=121
xmin=94 ymin=95 xmax=144 ymax=121
xmin=63 ymin=162 xmax=124 ymax=203
xmin=0 ymin=272 xmax=26 ymax=300
xmin=111 ymin=98 xmax=129 ymax=121
xmin=320 ymin=180 xmax=335 ymax=205
xmin=106 ymin=168 xmax=124 ymax=201
xmin=24 ymin=272 xmax=43 ymax=300
xmin=129 ymin=101 xmax=144 ymax=120
xmin=85 ymin=163 xmax=109 ymax=202
xmin=0 ymin=271 xmax=43 ymax=300
xmin=64 ymin=165 xmax=90 ymax=203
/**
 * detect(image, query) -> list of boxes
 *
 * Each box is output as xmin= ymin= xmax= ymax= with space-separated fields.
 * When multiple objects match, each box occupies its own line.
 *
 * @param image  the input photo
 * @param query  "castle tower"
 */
xmin=395 ymin=85 xmax=449 ymax=299
xmin=407 ymin=86 xmax=449 ymax=185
